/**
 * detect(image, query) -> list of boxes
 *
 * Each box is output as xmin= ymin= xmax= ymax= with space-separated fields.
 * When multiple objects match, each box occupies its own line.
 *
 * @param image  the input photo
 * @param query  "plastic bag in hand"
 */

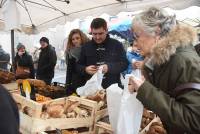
xmin=77 ymin=67 xmax=103 ymax=96
xmin=107 ymin=74 xmax=143 ymax=134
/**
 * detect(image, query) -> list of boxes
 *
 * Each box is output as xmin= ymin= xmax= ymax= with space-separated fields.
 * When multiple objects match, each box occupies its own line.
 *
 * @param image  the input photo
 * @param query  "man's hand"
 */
xmin=132 ymin=61 xmax=144 ymax=69
xmin=101 ymin=64 xmax=109 ymax=74
xmin=85 ymin=65 xmax=98 ymax=75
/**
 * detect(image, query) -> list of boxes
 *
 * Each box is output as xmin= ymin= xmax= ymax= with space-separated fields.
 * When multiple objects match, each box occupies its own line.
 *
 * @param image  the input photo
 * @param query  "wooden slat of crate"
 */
xmin=2 ymin=82 xmax=18 ymax=91
xmin=69 ymin=96 xmax=98 ymax=109
xmin=37 ymin=131 xmax=91 ymax=134
xmin=20 ymin=112 xmax=93 ymax=133
xmin=96 ymin=108 xmax=108 ymax=121
xmin=12 ymin=93 xmax=43 ymax=118
xmin=94 ymin=121 xmax=113 ymax=134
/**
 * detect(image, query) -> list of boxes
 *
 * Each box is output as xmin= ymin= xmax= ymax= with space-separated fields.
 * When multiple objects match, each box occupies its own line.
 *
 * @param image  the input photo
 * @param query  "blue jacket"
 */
xmin=124 ymin=51 xmax=143 ymax=74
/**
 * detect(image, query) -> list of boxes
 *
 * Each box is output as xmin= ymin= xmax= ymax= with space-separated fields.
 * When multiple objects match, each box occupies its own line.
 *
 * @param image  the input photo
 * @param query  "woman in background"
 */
xmin=14 ymin=43 xmax=34 ymax=79
xmin=65 ymin=29 xmax=89 ymax=95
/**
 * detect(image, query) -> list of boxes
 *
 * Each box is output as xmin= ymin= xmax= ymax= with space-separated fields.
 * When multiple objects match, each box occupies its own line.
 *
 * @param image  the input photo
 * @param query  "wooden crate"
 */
xmin=78 ymin=97 xmax=108 ymax=122
xmin=12 ymin=94 xmax=98 ymax=134
xmin=94 ymin=122 xmax=113 ymax=134
xmin=2 ymin=82 xmax=18 ymax=91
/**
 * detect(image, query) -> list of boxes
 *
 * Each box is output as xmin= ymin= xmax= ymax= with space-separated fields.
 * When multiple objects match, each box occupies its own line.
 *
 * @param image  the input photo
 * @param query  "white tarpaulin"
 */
xmin=0 ymin=0 xmax=199 ymax=33
xmin=1 ymin=0 xmax=20 ymax=30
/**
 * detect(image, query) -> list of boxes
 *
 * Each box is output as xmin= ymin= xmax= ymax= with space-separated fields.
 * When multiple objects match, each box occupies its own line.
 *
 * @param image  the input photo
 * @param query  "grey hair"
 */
xmin=132 ymin=7 xmax=177 ymax=37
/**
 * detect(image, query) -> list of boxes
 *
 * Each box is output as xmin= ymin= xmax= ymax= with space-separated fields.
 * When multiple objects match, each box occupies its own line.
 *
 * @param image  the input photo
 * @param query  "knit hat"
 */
xmin=17 ymin=43 xmax=25 ymax=50
xmin=40 ymin=37 xmax=49 ymax=45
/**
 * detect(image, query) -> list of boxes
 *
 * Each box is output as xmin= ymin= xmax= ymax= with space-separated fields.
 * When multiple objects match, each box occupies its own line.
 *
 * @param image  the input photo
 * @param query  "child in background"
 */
xmin=124 ymin=43 xmax=144 ymax=75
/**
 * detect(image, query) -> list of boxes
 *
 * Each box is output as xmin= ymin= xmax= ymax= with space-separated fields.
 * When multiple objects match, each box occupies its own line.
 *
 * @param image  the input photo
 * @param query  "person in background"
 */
xmin=14 ymin=43 xmax=34 ymax=79
xmin=0 ymin=45 xmax=10 ymax=71
xmin=0 ymin=84 xmax=19 ymax=134
xmin=65 ymin=29 xmax=89 ymax=95
xmin=124 ymin=42 xmax=144 ymax=74
xmin=32 ymin=46 xmax=40 ymax=78
xmin=129 ymin=7 xmax=200 ymax=134
xmin=76 ymin=18 xmax=128 ymax=89
xmin=37 ymin=37 xmax=57 ymax=85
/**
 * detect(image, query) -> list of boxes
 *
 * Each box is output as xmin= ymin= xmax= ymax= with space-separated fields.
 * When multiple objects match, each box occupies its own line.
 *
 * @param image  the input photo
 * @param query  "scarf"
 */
xmin=65 ymin=47 xmax=81 ymax=65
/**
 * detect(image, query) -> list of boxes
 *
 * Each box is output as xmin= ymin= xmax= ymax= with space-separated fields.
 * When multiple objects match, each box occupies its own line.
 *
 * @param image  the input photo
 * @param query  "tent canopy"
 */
xmin=0 ymin=0 xmax=199 ymax=34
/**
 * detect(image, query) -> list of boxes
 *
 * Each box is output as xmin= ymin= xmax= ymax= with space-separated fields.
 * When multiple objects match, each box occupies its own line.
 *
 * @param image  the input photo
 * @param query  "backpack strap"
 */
xmin=174 ymin=83 xmax=200 ymax=97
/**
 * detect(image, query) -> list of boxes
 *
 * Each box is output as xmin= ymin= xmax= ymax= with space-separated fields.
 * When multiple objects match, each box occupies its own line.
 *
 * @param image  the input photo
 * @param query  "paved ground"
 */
xmin=52 ymin=69 xmax=66 ymax=84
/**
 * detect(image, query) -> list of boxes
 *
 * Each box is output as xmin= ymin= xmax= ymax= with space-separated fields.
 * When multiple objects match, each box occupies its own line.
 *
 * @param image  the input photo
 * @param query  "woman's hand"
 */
xmin=128 ymin=76 xmax=145 ymax=93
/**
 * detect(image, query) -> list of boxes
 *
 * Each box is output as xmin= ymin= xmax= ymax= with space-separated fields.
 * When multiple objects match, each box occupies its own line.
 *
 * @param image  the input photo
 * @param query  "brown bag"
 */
xmin=16 ymin=62 xmax=30 ymax=79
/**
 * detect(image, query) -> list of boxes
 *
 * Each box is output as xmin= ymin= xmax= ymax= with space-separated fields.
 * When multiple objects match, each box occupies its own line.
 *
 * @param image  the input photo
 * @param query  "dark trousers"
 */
xmin=36 ymin=76 xmax=52 ymax=85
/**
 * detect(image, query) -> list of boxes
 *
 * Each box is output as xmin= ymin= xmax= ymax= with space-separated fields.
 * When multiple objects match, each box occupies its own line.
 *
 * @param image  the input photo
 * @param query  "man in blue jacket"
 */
xmin=76 ymin=18 xmax=128 ymax=89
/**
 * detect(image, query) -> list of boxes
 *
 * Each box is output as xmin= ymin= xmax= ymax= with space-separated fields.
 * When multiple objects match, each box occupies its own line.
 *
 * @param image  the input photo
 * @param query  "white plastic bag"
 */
xmin=107 ymin=84 xmax=123 ymax=130
xmin=77 ymin=67 xmax=103 ymax=96
xmin=131 ymin=69 xmax=141 ymax=79
xmin=107 ymin=75 xmax=144 ymax=134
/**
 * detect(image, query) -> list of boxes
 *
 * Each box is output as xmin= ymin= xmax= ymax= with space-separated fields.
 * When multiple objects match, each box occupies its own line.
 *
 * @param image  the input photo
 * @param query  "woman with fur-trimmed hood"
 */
xmin=129 ymin=7 xmax=200 ymax=134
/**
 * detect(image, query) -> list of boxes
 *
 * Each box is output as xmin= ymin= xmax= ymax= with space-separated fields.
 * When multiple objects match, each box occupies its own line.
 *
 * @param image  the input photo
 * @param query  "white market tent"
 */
xmin=0 ymin=0 xmax=200 ymax=33
xmin=0 ymin=0 xmax=199 ymax=63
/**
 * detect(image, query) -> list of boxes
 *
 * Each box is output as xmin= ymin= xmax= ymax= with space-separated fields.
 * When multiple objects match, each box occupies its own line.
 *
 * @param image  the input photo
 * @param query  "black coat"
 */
xmin=0 ymin=85 xmax=19 ymax=134
xmin=76 ymin=36 xmax=128 ymax=89
xmin=66 ymin=53 xmax=85 ymax=94
xmin=0 ymin=48 xmax=10 ymax=70
xmin=37 ymin=45 xmax=57 ymax=79
xmin=14 ymin=52 xmax=34 ymax=78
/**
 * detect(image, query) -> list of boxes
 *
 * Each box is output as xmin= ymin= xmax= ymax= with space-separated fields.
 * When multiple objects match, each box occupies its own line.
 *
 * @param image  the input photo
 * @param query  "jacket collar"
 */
xmin=92 ymin=35 xmax=110 ymax=46
xmin=150 ymin=24 xmax=198 ymax=65
xmin=41 ymin=45 xmax=50 ymax=51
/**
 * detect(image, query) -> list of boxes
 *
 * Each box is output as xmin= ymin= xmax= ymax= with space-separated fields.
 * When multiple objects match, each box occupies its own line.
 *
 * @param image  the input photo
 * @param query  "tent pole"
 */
xmin=11 ymin=29 xmax=15 ymax=67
